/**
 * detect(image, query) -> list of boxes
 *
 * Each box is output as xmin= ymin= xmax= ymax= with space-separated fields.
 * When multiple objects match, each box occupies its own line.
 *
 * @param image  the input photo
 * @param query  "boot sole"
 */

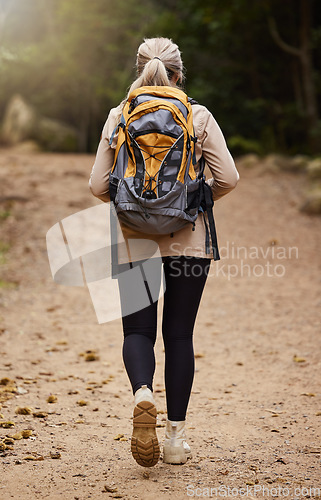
xmin=131 ymin=401 xmax=160 ymax=467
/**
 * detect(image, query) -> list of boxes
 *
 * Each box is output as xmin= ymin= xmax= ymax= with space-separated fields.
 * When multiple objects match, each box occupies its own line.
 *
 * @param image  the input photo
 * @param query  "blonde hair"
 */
xmin=115 ymin=37 xmax=184 ymax=124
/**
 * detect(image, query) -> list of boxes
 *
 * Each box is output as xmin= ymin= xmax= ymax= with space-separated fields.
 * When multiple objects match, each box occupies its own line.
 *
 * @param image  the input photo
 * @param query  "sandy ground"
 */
xmin=0 ymin=150 xmax=320 ymax=500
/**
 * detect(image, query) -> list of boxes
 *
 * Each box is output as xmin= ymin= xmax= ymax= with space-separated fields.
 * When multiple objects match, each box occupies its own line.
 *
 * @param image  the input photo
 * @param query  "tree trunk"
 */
xmin=299 ymin=0 xmax=319 ymax=131
xmin=291 ymin=59 xmax=304 ymax=115
xmin=268 ymin=0 xmax=319 ymax=150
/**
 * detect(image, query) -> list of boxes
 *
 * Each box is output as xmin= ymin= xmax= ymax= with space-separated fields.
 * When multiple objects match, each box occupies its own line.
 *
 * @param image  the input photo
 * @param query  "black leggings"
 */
xmin=117 ymin=255 xmax=211 ymax=421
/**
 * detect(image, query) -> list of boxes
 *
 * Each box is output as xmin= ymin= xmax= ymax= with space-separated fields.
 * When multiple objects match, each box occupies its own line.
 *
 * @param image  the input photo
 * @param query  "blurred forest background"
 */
xmin=0 ymin=0 xmax=320 ymax=155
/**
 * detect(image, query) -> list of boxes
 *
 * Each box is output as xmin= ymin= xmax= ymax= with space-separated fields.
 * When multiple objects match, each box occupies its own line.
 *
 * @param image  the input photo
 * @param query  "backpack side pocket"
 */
xmin=109 ymin=175 xmax=120 ymax=203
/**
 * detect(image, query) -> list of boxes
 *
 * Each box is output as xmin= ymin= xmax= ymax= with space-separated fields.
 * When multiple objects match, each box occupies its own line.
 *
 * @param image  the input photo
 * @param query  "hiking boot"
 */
xmin=131 ymin=385 xmax=160 ymax=467
xmin=163 ymin=419 xmax=192 ymax=464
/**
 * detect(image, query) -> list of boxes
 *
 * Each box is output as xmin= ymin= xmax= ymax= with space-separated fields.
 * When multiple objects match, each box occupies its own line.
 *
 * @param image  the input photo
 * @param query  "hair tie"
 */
xmin=153 ymin=57 xmax=161 ymax=61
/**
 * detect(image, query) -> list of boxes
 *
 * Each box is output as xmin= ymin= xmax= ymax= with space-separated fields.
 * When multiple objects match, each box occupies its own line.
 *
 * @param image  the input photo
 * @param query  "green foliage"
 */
xmin=227 ymin=135 xmax=263 ymax=157
xmin=0 ymin=0 xmax=157 ymax=151
xmin=0 ymin=241 xmax=10 ymax=265
xmin=0 ymin=211 xmax=11 ymax=221
xmin=149 ymin=0 xmax=321 ymax=154
xmin=0 ymin=280 xmax=18 ymax=289
xmin=0 ymin=0 xmax=320 ymax=153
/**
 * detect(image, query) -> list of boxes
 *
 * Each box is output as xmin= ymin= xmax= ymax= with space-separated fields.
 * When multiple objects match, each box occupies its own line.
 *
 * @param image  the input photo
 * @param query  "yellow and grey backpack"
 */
xmin=109 ymin=85 xmax=220 ymax=260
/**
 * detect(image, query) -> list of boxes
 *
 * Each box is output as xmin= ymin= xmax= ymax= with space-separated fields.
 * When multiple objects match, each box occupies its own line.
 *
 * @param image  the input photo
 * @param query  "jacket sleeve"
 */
xmin=194 ymin=105 xmax=239 ymax=201
xmin=89 ymin=106 xmax=120 ymax=203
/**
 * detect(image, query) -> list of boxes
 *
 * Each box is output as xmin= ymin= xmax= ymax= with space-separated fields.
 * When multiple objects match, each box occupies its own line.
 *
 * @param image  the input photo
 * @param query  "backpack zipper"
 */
xmin=129 ymin=93 xmax=189 ymax=116
xmin=128 ymin=97 xmax=138 ymax=114
xmin=127 ymin=101 xmax=189 ymax=133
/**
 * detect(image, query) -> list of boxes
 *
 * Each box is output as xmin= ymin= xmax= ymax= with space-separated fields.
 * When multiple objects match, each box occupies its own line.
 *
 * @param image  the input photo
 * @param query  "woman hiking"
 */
xmin=89 ymin=37 xmax=239 ymax=467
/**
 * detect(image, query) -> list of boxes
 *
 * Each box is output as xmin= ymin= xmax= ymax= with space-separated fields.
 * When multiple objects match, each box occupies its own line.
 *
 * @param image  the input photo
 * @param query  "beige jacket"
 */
xmin=89 ymin=102 xmax=239 ymax=262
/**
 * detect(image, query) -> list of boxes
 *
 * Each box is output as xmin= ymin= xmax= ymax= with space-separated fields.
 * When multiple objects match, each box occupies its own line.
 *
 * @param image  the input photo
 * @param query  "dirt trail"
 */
xmin=0 ymin=150 xmax=320 ymax=500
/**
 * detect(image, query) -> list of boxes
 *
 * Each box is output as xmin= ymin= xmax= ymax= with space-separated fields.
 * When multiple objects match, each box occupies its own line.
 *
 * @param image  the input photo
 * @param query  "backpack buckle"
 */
xmin=142 ymin=189 xmax=157 ymax=200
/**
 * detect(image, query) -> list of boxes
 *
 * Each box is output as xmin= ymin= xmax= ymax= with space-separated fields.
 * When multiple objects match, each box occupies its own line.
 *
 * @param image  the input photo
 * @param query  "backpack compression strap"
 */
xmin=198 ymin=156 xmax=220 ymax=260
xmin=109 ymin=114 xmax=126 ymax=146
xmin=188 ymin=97 xmax=199 ymax=165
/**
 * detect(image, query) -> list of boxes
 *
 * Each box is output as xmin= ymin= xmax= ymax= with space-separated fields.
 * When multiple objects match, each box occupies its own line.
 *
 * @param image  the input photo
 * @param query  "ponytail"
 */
xmin=114 ymin=38 xmax=184 ymax=125
xmin=128 ymin=57 xmax=171 ymax=94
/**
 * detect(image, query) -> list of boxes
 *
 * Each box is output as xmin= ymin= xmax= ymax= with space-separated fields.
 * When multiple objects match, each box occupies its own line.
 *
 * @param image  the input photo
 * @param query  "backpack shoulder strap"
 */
xmin=109 ymin=114 xmax=126 ymax=146
xmin=188 ymin=97 xmax=199 ymax=165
